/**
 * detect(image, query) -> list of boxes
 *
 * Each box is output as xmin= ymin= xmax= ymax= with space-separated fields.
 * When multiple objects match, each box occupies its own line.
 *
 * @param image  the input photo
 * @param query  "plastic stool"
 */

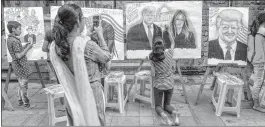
xmin=133 ymin=70 xmax=154 ymax=108
xmin=104 ymin=74 xmax=127 ymax=113
xmin=44 ymin=85 xmax=67 ymax=126
xmin=212 ymin=73 xmax=244 ymax=117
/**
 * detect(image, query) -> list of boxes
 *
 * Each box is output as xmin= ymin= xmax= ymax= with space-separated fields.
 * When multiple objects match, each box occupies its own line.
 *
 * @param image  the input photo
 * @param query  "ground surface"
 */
xmin=2 ymin=76 xmax=265 ymax=126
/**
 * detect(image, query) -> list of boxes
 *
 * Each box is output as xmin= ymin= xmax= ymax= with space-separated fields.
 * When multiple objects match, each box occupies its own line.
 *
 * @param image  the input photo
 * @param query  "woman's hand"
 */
xmin=27 ymin=43 xmax=33 ymax=50
xmin=94 ymin=19 xmax=103 ymax=36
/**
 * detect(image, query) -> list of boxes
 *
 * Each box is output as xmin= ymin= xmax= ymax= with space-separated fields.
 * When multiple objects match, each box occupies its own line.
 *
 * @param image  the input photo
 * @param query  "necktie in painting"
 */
xmin=148 ymin=25 xmax=152 ymax=49
xmin=225 ymin=45 xmax=232 ymax=60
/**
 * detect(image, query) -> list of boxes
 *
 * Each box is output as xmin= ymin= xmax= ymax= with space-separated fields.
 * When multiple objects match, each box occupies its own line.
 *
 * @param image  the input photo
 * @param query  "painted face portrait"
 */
xmin=175 ymin=14 xmax=185 ymax=29
xmin=218 ymin=20 xmax=239 ymax=45
xmin=142 ymin=7 xmax=156 ymax=25
xmin=143 ymin=12 xmax=155 ymax=25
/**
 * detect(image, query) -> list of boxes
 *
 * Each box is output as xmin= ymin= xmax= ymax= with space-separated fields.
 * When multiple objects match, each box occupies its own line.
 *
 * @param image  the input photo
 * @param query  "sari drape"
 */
xmin=49 ymin=36 xmax=100 ymax=126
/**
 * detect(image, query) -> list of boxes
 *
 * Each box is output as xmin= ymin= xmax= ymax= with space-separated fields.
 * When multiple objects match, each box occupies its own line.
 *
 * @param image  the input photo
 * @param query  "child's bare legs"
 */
xmin=17 ymin=86 xmax=23 ymax=106
xmin=252 ymin=64 xmax=265 ymax=112
xmin=154 ymin=87 xmax=174 ymax=125
xmin=164 ymin=89 xmax=180 ymax=126
xmin=17 ymin=78 xmax=30 ymax=107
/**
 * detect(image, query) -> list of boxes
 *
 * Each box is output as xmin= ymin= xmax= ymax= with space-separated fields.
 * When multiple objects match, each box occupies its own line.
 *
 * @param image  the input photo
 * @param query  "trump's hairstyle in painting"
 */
xmin=216 ymin=9 xmax=243 ymax=29
xmin=141 ymin=6 xmax=156 ymax=16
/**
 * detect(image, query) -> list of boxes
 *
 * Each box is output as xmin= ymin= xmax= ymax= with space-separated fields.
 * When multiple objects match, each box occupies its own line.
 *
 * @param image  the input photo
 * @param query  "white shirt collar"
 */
xmin=143 ymin=21 xmax=154 ymax=37
xmin=218 ymin=38 xmax=237 ymax=60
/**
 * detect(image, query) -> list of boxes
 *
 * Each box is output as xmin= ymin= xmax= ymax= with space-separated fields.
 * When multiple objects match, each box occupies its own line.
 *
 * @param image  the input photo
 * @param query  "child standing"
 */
xmin=149 ymin=30 xmax=180 ymax=126
xmin=248 ymin=11 xmax=265 ymax=112
xmin=6 ymin=21 xmax=33 ymax=109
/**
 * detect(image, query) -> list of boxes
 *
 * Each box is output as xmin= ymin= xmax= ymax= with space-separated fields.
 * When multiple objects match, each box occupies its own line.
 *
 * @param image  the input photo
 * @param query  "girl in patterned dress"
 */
xmin=149 ymin=29 xmax=180 ymax=126
xmin=6 ymin=21 xmax=33 ymax=108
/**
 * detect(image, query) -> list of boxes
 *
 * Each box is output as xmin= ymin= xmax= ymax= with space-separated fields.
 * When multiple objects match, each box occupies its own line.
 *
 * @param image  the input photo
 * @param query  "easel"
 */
xmin=194 ymin=63 xmax=252 ymax=105
xmin=2 ymin=61 xmax=45 ymax=110
xmin=175 ymin=60 xmax=189 ymax=104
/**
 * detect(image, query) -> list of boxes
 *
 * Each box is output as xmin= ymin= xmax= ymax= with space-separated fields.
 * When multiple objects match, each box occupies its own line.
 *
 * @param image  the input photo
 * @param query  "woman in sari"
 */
xmin=52 ymin=4 xmax=111 ymax=125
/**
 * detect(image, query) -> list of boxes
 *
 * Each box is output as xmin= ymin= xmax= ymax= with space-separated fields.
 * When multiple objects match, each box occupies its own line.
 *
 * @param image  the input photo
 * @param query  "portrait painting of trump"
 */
xmin=208 ymin=7 xmax=249 ymax=65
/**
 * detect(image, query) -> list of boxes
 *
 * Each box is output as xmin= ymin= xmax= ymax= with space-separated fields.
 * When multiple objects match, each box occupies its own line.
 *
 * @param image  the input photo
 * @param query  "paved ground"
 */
xmin=2 ymin=76 xmax=265 ymax=126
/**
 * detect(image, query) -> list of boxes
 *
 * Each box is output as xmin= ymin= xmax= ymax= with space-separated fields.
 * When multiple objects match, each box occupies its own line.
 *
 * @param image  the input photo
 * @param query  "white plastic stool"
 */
xmin=133 ymin=70 xmax=154 ymax=108
xmin=104 ymin=75 xmax=127 ymax=113
xmin=44 ymin=85 xmax=67 ymax=126
xmin=212 ymin=73 xmax=244 ymax=117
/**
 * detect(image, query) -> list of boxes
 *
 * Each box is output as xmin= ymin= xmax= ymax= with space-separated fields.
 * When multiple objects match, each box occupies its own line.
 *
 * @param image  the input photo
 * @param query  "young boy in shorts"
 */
xmin=6 ymin=21 xmax=33 ymax=109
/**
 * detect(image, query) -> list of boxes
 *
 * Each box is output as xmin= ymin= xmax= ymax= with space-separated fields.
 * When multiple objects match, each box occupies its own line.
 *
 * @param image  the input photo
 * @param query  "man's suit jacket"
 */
xmin=24 ymin=34 xmax=36 ymax=44
xmin=208 ymin=38 xmax=247 ymax=61
xmin=127 ymin=22 xmax=162 ymax=50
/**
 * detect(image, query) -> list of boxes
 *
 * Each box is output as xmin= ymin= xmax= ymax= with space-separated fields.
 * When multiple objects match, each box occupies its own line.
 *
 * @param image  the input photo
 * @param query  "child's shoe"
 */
xmin=161 ymin=112 xmax=174 ymax=126
xmin=23 ymin=103 xmax=36 ymax=111
xmin=172 ymin=111 xmax=180 ymax=126
xmin=18 ymin=99 xmax=23 ymax=106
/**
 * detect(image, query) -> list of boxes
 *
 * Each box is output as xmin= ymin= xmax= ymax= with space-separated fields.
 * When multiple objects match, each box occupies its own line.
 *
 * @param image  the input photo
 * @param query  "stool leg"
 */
xmin=140 ymin=80 xmax=145 ymax=96
xmin=104 ymin=82 xmax=109 ymax=104
xmin=216 ymin=84 xmax=227 ymax=117
xmin=121 ymin=82 xmax=125 ymax=111
xmin=236 ymin=87 xmax=243 ymax=117
xmin=151 ymin=86 xmax=155 ymax=108
xmin=117 ymin=84 xmax=124 ymax=113
xmin=150 ymin=78 xmax=155 ymax=108
xmin=132 ymin=79 xmax=138 ymax=102
xmin=212 ymin=80 xmax=219 ymax=111
xmin=110 ymin=86 xmax=114 ymax=101
xmin=47 ymin=94 xmax=55 ymax=126
xmin=216 ymin=84 xmax=223 ymax=113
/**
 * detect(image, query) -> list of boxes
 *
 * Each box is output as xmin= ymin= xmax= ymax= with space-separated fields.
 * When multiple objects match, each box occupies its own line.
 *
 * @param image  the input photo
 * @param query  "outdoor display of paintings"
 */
xmin=3 ymin=7 xmax=47 ymax=62
xmin=208 ymin=7 xmax=249 ymax=66
xmin=50 ymin=6 xmax=124 ymax=60
xmin=3 ymin=4 xmax=249 ymax=64
xmin=125 ymin=1 xmax=203 ymax=59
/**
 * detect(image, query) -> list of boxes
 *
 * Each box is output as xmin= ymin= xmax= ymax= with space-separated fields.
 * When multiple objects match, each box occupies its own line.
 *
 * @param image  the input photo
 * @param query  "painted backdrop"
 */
xmin=126 ymin=1 xmax=202 ymax=59
xmin=4 ymin=7 xmax=46 ymax=62
xmin=51 ymin=6 xmax=124 ymax=60
xmin=208 ymin=7 xmax=249 ymax=65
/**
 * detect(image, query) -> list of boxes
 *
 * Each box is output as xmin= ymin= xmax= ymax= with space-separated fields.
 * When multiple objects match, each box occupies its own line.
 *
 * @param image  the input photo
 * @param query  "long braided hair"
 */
xmin=52 ymin=4 xmax=83 ymax=61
